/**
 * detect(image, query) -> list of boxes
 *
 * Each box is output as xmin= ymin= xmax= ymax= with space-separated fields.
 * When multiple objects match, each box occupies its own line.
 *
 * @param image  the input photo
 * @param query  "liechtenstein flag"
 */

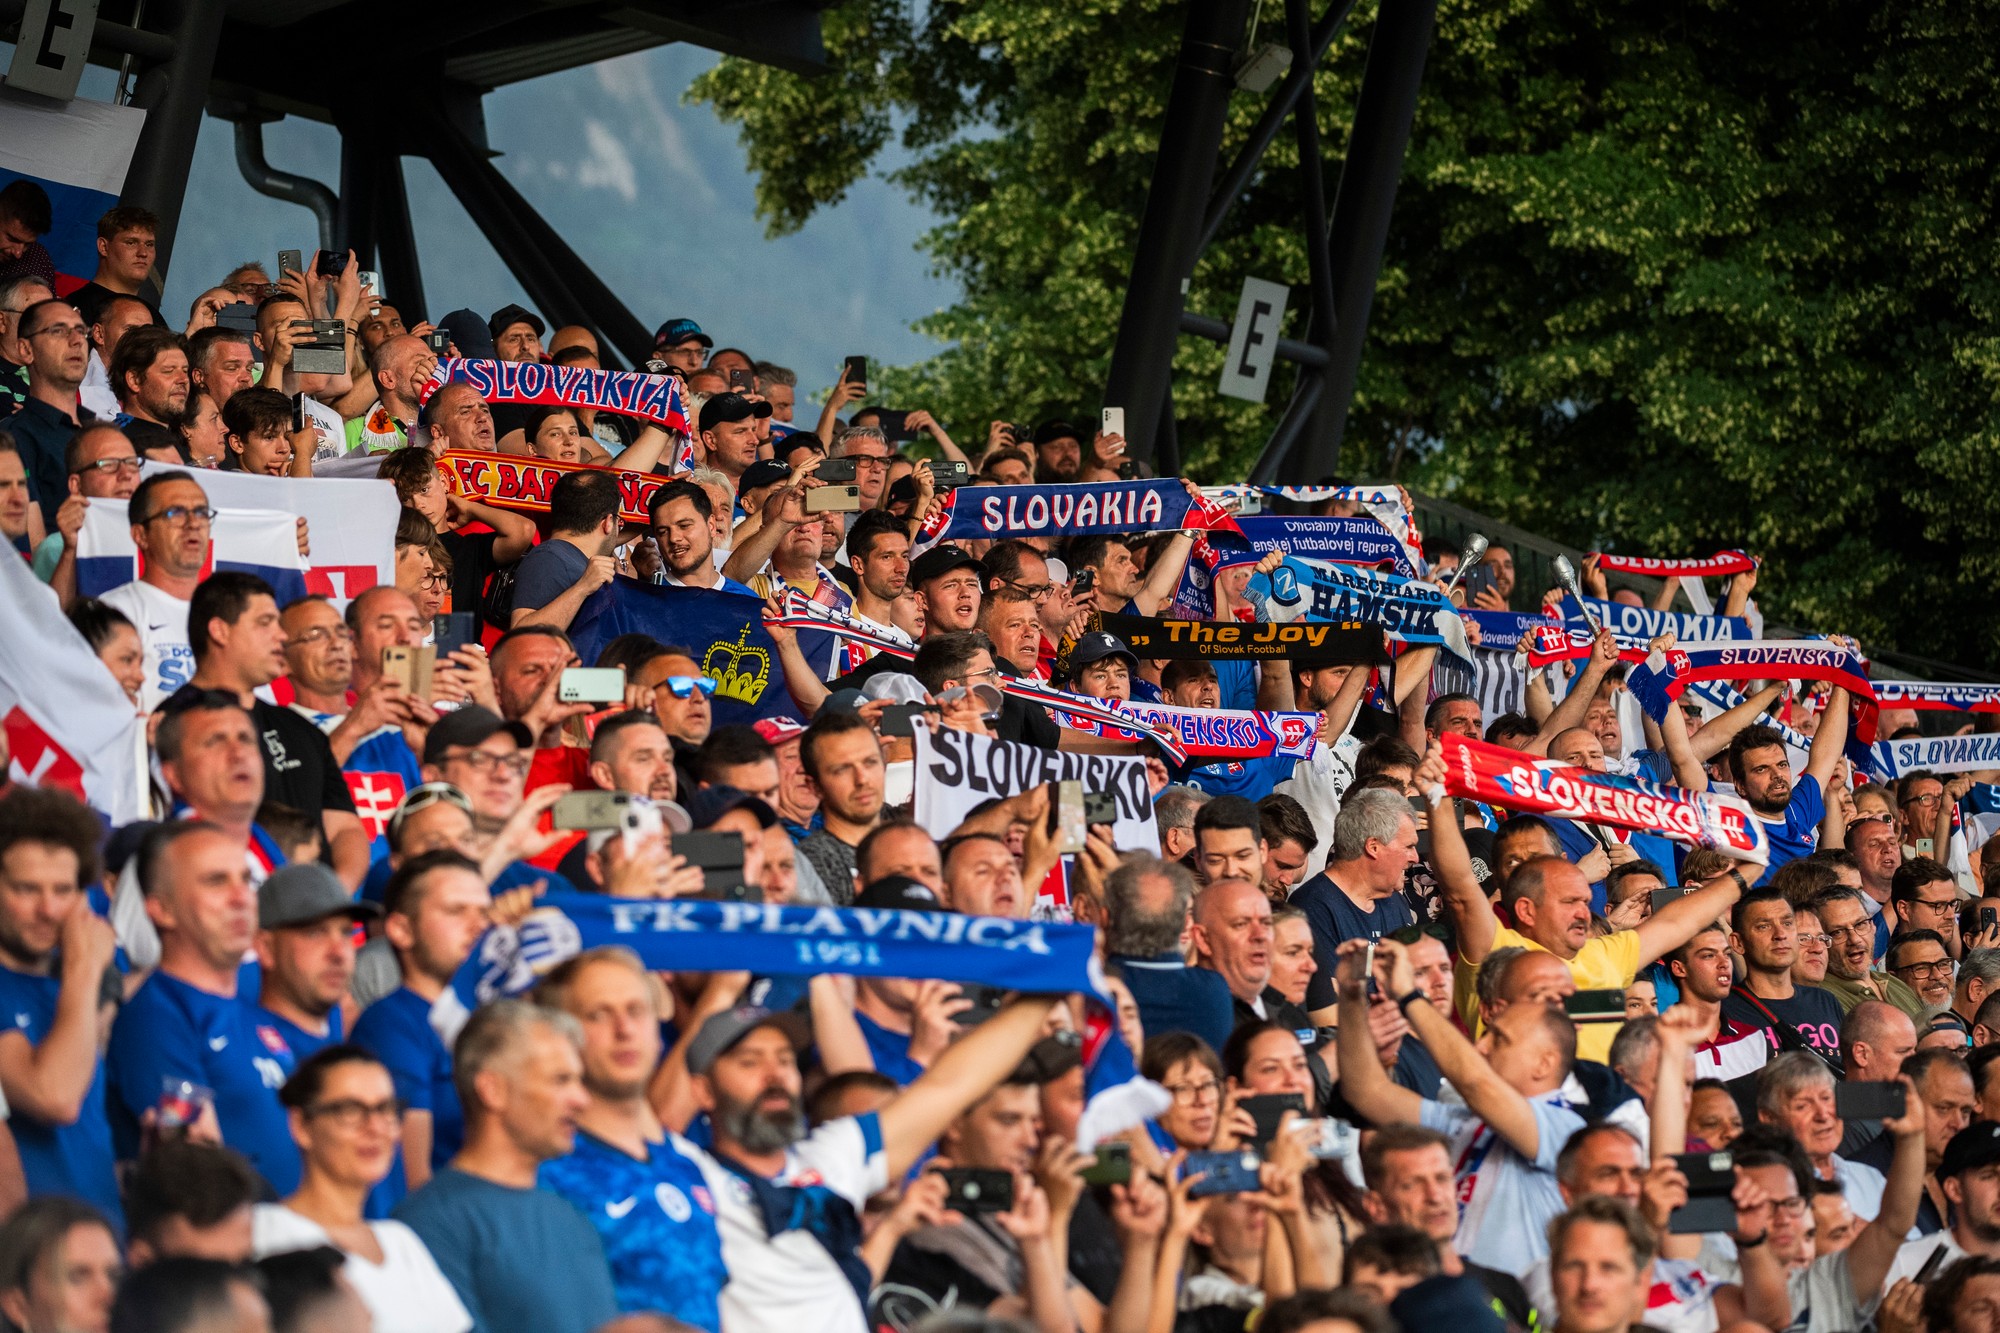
xmin=76 ymin=497 xmax=306 ymax=603
xmin=0 ymin=95 xmax=147 ymax=294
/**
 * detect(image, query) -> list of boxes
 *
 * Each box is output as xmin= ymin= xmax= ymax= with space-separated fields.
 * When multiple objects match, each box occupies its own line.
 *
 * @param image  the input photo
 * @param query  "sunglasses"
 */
xmin=388 ymin=782 xmax=474 ymax=839
xmin=1389 ymin=923 xmax=1452 ymax=947
xmin=657 ymin=675 xmax=718 ymax=699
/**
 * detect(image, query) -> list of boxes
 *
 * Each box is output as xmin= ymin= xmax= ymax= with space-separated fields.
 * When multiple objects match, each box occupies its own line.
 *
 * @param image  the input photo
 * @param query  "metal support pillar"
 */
xmin=232 ymin=120 xmax=337 ymax=250
xmin=1102 ymin=0 xmax=1254 ymax=467
xmin=1284 ymin=0 xmax=1438 ymax=482
xmin=372 ymin=158 xmax=427 ymax=324
xmin=118 ymin=0 xmax=225 ymax=292
xmin=412 ymin=96 xmax=650 ymax=366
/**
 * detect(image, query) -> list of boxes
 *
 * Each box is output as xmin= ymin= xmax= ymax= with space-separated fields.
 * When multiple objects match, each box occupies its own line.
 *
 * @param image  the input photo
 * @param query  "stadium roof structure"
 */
xmin=0 ymin=0 xmax=837 ymax=365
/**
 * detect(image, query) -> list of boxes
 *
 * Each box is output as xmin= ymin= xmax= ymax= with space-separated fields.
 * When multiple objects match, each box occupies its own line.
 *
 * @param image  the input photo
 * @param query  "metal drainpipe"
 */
xmin=233 ymin=120 xmax=338 ymax=251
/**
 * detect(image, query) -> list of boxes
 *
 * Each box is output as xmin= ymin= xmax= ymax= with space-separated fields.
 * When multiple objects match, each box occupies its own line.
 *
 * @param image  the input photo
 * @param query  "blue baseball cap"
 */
xmin=653 ymin=318 xmax=712 ymax=350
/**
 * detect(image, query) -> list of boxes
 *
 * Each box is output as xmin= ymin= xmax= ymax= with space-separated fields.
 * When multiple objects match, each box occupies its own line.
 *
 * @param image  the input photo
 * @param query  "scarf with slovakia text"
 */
xmin=913 ymin=479 xmax=1246 ymax=555
xmin=420 ymin=357 xmax=692 ymax=433
xmin=1592 ymin=550 xmax=1757 ymax=579
xmin=1438 ymin=733 xmax=1770 ymax=863
xmin=430 ymin=893 xmax=1160 ymax=1145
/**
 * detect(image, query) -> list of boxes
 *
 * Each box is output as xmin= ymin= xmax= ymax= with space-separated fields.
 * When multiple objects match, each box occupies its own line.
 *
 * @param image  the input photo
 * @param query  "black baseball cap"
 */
xmin=699 ymin=392 xmax=774 ymax=434
xmin=1941 ymin=1120 xmax=2000 ymax=1178
xmin=853 ymin=875 xmax=945 ymax=912
xmin=909 ymin=544 xmax=986 ymax=588
xmin=740 ymin=459 xmax=792 ymax=493
xmin=654 ymin=318 xmax=712 ymax=350
xmin=422 ymin=706 xmax=533 ymax=765
xmin=1032 ymin=419 xmax=1084 ymax=448
xmin=682 ymin=785 xmax=779 ymax=831
xmin=1062 ymin=632 xmax=1137 ymax=677
xmin=487 ymin=303 xmax=545 ymax=342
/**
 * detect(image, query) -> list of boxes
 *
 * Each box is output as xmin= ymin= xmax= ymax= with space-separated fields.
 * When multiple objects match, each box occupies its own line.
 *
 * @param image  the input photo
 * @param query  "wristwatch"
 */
xmin=1727 ymin=869 xmax=1750 ymax=893
xmin=1395 ymin=989 xmax=1426 ymax=1015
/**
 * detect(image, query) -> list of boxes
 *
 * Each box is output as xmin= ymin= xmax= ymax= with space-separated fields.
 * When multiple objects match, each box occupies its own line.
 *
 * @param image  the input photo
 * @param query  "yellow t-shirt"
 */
xmin=1454 ymin=924 xmax=1643 ymax=1064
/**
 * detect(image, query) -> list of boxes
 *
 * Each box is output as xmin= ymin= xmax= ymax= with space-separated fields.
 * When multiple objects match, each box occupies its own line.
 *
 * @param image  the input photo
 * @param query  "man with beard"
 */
xmin=512 ymin=469 xmax=624 ymax=631
xmin=1727 ymin=711 xmax=1851 ymax=886
xmin=1814 ymin=886 xmax=1926 ymax=1020
xmin=1889 ymin=929 xmax=1957 ymax=1017
xmin=394 ymin=998 xmax=619 ymax=1333
xmin=796 ymin=711 xmax=885 ymax=905
xmin=681 ymin=989 xmax=1063 ymax=1333
xmin=1723 ymin=886 xmax=1848 ymax=1064
xmin=537 ymin=949 xmax=727 ymax=1332
xmin=647 ymin=480 xmax=756 ymax=595
xmin=1029 ymin=421 xmax=1084 ymax=484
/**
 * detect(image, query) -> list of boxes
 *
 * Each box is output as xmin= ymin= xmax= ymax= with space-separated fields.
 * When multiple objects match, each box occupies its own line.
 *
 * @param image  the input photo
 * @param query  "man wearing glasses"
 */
xmin=32 ymin=423 xmax=138 ymax=603
xmin=3 ymin=297 xmax=98 ymax=531
xmin=1813 ymin=885 xmax=1927 ymax=1021
xmin=1890 ymin=857 xmax=1966 ymax=960
xmin=100 ymin=469 xmax=215 ymax=709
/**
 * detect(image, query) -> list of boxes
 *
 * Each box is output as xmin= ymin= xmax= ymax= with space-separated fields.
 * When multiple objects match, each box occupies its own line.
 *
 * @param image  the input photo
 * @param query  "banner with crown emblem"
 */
xmin=568 ymin=578 xmax=806 ymax=726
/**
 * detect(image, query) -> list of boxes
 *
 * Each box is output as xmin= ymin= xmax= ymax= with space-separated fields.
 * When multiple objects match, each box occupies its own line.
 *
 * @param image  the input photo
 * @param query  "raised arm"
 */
xmin=1806 ymin=684 xmax=1851 ymax=788
xmin=1846 ymin=1076 xmax=1927 ymax=1306
xmin=1687 ymin=682 xmax=1785 ymax=763
xmin=0 ymin=907 xmax=115 ymax=1124
xmin=1530 ymin=629 xmax=1621 ymax=755
xmin=1633 ymin=867 xmax=1747 ymax=968
xmin=1334 ymin=941 xmax=1427 ymax=1130
xmin=1370 ymin=940 xmax=1548 ymax=1159
xmin=878 ymin=995 xmax=1061 ymax=1180
xmin=1129 ymin=533 xmax=1195 ymax=618
xmin=1416 ymin=744 xmax=1499 ymax=964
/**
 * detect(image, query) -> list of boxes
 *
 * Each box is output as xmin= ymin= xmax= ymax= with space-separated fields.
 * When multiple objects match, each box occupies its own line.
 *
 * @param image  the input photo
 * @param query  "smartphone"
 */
xmin=931 ymin=460 xmax=972 ymax=490
xmin=1459 ymin=562 xmax=1499 ymax=601
xmin=291 ymin=320 xmax=350 ymax=376
xmin=1084 ymin=790 xmax=1118 ymax=828
xmin=1564 ymin=989 xmax=1629 ymax=1023
xmin=1056 ymin=779 xmax=1086 ymax=854
xmin=1915 ymin=1241 xmax=1954 ymax=1284
xmin=805 ymin=485 xmax=862 ymax=514
xmin=434 ymin=611 xmax=479 ymax=659
xmin=1297 ymin=1117 xmax=1360 ymax=1161
xmin=1072 ymin=567 xmax=1097 ymax=598
xmin=673 ymin=830 xmax=751 ymax=902
xmin=1667 ymin=1150 xmax=1737 ymax=1234
xmin=1079 ymin=1142 xmax=1132 ymax=1187
xmin=1835 ymin=1081 xmax=1907 ymax=1121
xmin=937 ymin=1166 xmax=1012 ymax=1213
xmin=877 ymin=702 xmax=931 ymax=738
xmin=1336 ymin=941 xmax=1376 ymax=992
xmin=872 ymin=409 xmax=912 ymax=442
xmin=1983 ymin=905 xmax=1999 ymax=933
xmin=357 ymin=269 xmax=382 ymax=300
xmin=1102 ymin=406 xmax=1125 ymax=438
xmin=843 ymin=355 xmax=867 ymax=387
xmin=552 ymin=791 xmax=631 ymax=832
xmin=291 ymin=391 xmax=306 ymax=433
xmin=215 ymin=303 xmax=257 ymax=334
xmin=157 ymin=1077 xmax=214 ymax=1132
xmin=278 ymin=249 xmax=303 ymax=277
xmin=815 ymin=457 xmax=860 ymax=484
xmin=423 ymin=329 xmax=450 ymax=353
xmin=1184 ymin=1149 xmax=1262 ymax=1199
xmin=381 ymin=644 xmax=435 ymax=699
xmin=1238 ymin=1093 xmax=1306 ymax=1147
xmin=728 ymin=367 xmax=754 ymax=392
xmin=314 ymin=248 xmax=349 ymax=278
xmin=955 ymin=984 xmax=1008 ymax=1025
xmin=1650 ymin=886 xmax=1693 ymax=911
xmin=558 ymin=666 xmax=627 ymax=704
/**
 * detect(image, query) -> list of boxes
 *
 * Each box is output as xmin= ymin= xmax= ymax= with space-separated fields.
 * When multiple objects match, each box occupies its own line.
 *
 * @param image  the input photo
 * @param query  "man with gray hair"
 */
xmin=1104 ymin=853 xmax=1233 ymax=1053
xmin=1755 ymin=1048 xmax=1887 ymax=1221
xmin=1950 ymin=946 xmax=2000 ymax=1030
xmin=394 ymin=998 xmax=620 ymax=1333
xmin=833 ymin=424 xmax=893 ymax=515
xmin=1288 ymin=786 xmax=1420 ymax=1023
xmin=753 ymin=361 xmax=796 ymax=421
xmin=1155 ymin=784 xmax=1210 ymax=863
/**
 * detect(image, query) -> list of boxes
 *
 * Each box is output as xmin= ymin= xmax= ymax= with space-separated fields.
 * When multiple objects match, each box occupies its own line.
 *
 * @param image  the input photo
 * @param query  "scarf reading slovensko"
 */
xmin=1438 ymin=733 xmax=1769 ymax=863
xmin=1872 ymin=681 xmax=2000 ymax=713
xmin=1591 ymin=550 xmax=1757 ymax=578
xmin=421 ymin=357 xmax=691 ymax=434
xmin=434 ymin=449 xmax=674 ymax=527
xmin=1610 ymin=639 xmax=1875 ymax=704
xmin=914 ymin=479 xmax=1246 ymax=554
xmin=431 ymin=893 xmax=1158 ymax=1148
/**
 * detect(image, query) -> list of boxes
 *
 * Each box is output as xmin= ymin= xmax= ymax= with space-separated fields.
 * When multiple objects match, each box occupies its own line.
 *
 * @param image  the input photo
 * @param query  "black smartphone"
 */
xmin=314 ymin=248 xmax=349 ymax=278
xmin=728 ymin=367 xmax=754 ymax=392
xmin=955 ymin=984 xmax=1008 ymax=1026
xmin=215 ymin=303 xmax=257 ymax=334
xmin=877 ymin=702 xmax=930 ymax=738
xmin=1835 ymin=1081 xmax=1907 ymax=1121
xmin=937 ymin=1167 xmax=1012 ymax=1213
xmin=1564 ymin=989 xmax=1628 ymax=1023
xmin=291 ymin=392 xmax=306 ymax=433
xmin=1650 ymin=886 xmax=1692 ymax=911
xmin=1667 ymin=1150 xmax=1737 ymax=1234
xmin=872 ymin=409 xmax=912 ymax=442
xmin=434 ymin=611 xmax=478 ymax=658
xmin=1184 ymin=1149 xmax=1262 ymax=1199
xmin=1982 ymin=905 xmax=1997 ymax=933
xmin=1915 ymin=1241 xmax=1954 ymax=1284
xmin=1459 ymin=561 xmax=1499 ymax=601
xmin=843 ymin=355 xmax=867 ymax=387
xmin=816 ymin=457 xmax=860 ymax=484
xmin=1072 ymin=567 xmax=1097 ymax=598
xmin=672 ymin=830 xmax=751 ymax=902
xmin=1083 ymin=790 xmax=1118 ymax=827
xmin=424 ymin=329 xmax=450 ymax=353
xmin=1238 ymin=1093 xmax=1306 ymax=1147
xmin=1079 ymin=1142 xmax=1131 ymax=1187
xmin=277 ymin=248 xmax=303 ymax=277
xmin=931 ymin=460 xmax=972 ymax=489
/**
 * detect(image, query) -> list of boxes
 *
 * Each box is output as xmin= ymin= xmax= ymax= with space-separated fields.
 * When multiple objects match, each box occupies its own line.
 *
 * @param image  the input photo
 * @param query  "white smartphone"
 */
xmin=1102 ymin=406 xmax=1125 ymax=438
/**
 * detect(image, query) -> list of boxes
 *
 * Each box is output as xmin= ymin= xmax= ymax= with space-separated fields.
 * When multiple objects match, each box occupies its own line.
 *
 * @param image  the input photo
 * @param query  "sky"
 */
xmin=44 ymin=41 xmax=957 ymax=407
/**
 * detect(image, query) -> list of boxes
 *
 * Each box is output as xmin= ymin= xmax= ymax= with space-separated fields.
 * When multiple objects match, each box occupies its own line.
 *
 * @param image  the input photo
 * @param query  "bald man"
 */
xmin=1192 ymin=875 xmax=1330 ymax=1102
xmin=1838 ymin=1000 xmax=1917 ymax=1157
xmin=347 ymin=333 xmax=439 ymax=453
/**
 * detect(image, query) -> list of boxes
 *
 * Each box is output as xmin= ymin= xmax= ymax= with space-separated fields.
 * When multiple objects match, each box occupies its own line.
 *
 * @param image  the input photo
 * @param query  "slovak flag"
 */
xmin=75 ymin=499 xmax=307 ymax=604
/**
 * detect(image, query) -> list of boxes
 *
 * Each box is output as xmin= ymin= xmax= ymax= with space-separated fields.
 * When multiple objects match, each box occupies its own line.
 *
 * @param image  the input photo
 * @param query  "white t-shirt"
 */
xmin=688 ymin=1111 xmax=888 ymax=1333
xmin=80 ymin=352 xmax=119 ymax=419
xmin=1418 ymin=1090 xmax=1582 ymax=1273
xmin=101 ymin=580 xmax=193 ymax=710
xmin=1880 ymin=1231 xmax=1969 ymax=1300
xmin=252 ymin=1204 xmax=472 ymax=1333
xmin=301 ymin=396 xmax=346 ymax=462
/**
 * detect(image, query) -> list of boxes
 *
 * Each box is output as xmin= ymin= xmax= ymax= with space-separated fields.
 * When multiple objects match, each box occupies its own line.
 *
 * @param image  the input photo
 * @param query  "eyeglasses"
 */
xmin=846 ymin=454 xmax=892 ymax=469
xmin=306 ymin=1097 xmax=406 ymax=1128
xmin=657 ymin=675 xmax=717 ymax=698
xmin=1824 ymin=919 xmax=1876 ymax=941
xmin=288 ymin=625 xmax=354 ymax=649
xmin=1164 ymin=1079 xmax=1220 ymax=1106
xmin=1907 ymin=897 xmax=1958 ymax=912
xmin=1771 ymin=1196 xmax=1810 ymax=1217
xmin=142 ymin=505 xmax=216 ymax=526
xmin=73 ymin=457 xmax=143 ymax=477
xmin=1004 ymin=580 xmax=1055 ymax=601
xmin=419 ymin=571 xmax=448 ymax=590
xmin=441 ymin=750 xmax=531 ymax=776
xmin=1892 ymin=959 xmax=1954 ymax=980
xmin=1796 ymin=932 xmax=1833 ymax=947
xmin=26 ymin=323 xmax=87 ymax=341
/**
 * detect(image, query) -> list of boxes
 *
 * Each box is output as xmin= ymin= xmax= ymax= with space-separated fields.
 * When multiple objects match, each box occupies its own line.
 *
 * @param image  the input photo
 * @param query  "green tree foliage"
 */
xmin=690 ymin=0 xmax=2000 ymax=664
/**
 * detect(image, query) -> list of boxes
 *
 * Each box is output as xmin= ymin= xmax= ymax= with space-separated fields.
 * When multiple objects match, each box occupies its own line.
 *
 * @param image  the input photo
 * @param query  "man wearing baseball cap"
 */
xmin=1060 ymin=631 xmax=1138 ymax=703
xmin=487 ymin=304 xmax=546 ymax=363
xmin=654 ymin=318 xmax=711 ymax=376
xmin=1882 ymin=1118 xmax=2000 ymax=1288
xmin=697 ymin=391 xmax=772 ymax=486
xmin=676 ymin=988 xmax=1063 ymax=1333
xmin=252 ymin=862 xmax=380 ymax=1058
